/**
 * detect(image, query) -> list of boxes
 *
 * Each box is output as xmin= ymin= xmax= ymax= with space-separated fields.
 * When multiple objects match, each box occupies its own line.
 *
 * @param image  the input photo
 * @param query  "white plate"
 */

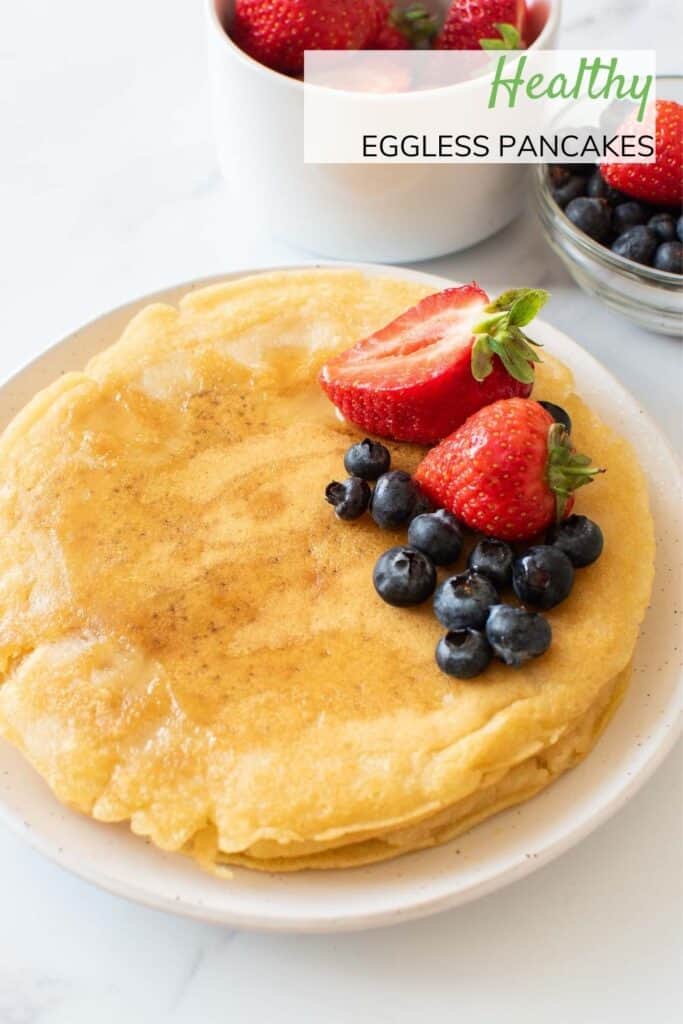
xmin=0 ymin=265 xmax=680 ymax=933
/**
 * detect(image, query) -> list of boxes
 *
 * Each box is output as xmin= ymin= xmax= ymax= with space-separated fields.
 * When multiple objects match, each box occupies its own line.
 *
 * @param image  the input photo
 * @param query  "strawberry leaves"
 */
xmin=479 ymin=22 xmax=522 ymax=51
xmin=471 ymin=332 xmax=536 ymax=384
xmin=471 ymin=288 xmax=549 ymax=384
xmin=503 ymin=288 xmax=550 ymax=326
xmin=390 ymin=3 xmax=438 ymax=46
xmin=546 ymin=423 xmax=604 ymax=520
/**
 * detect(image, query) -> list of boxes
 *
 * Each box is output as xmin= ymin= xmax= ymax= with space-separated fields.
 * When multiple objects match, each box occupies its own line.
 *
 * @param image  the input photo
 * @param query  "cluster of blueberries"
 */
xmin=549 ymin=164 xmax=683 ymax=274
xmin=325 ymin=417 xmax=603 ymax=681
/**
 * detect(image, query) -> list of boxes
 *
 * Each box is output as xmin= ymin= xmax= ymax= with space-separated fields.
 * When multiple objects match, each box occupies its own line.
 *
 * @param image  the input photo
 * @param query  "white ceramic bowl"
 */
xmin=205 ymin=0 xmax=561 ymax=262
xmin=0 ymin=264 xmax=680 ymax=933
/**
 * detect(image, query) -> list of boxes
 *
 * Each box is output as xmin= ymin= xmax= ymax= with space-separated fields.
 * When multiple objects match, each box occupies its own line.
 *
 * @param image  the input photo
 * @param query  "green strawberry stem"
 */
xmin=480 ymin=22 xmax=523 ymax=51
xmin=471 ymin=287 xmax=550 ymax=384
xmin=390 ymin=3 xmax=438 ymax=46
xmin=546 ymin=423 xmax=604 ymax=520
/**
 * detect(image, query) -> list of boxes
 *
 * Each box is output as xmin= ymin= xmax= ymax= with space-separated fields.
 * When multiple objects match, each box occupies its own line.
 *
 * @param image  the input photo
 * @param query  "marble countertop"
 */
xmin=0 ymin=1 xmax=680 ymax=1021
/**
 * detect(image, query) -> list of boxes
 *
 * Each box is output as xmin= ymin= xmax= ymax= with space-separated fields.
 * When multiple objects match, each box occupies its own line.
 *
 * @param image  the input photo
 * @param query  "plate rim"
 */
xmin=0 ymin=262 xmax=680 ymax=933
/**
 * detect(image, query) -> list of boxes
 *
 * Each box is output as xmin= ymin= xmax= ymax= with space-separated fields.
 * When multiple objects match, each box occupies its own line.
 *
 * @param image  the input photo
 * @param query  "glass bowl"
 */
xmin=532 ymin=76 xmax=682 ymax=336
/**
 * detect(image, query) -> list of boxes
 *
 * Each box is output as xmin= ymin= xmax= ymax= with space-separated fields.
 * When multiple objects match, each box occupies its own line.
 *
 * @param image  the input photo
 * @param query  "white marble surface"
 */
xmin=0 ymin=1 xmax=681 ymax=1021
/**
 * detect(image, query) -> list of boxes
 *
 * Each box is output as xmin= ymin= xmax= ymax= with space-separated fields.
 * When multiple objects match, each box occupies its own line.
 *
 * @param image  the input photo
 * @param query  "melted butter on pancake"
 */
xmin=0 ymin=270 xmax=654 ymax=868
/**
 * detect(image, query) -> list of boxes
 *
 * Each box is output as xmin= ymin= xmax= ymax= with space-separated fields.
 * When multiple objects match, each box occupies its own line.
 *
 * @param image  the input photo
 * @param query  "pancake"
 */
xmin=0 ymin=270 xmax=655 ymax=873
xmin=198 ymin=663 xmax=630 ymax=871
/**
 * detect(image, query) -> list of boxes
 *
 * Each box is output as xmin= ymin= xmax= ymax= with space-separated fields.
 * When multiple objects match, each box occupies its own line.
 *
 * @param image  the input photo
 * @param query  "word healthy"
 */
xmin=488 ymin=56 xmax=653 ymax=122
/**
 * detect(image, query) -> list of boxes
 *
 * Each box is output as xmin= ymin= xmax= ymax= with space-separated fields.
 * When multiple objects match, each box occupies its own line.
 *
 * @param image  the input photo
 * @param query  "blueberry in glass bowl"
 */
xmin=532 ymin=76 xmax=683 ymax=336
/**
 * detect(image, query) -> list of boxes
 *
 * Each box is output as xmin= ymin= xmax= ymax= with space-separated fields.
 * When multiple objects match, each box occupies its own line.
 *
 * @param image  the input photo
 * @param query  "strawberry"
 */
xmin=319 ymin=286 xmax=549 ymax=445
xmin=436 ymin=0 xmax=526 ymax=50
xmin=368 ymin=0 xmax=393 ymax=40
xmin=374 ymin=21 xmax=408 ymax=49
xmin=414 ymin=399 xmax=602 ymax=541
xmin=231 ymin=0 xmax=380 ymax=75
xmin=601 ymin=100 xmax=683 ymax=208
xmin=371 ymin=3 xmax=439 ymax=49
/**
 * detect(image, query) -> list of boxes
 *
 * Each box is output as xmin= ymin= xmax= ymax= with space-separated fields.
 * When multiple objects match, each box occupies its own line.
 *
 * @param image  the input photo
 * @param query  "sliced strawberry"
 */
xmin=319 ymin=284 xmax=548 ymax=445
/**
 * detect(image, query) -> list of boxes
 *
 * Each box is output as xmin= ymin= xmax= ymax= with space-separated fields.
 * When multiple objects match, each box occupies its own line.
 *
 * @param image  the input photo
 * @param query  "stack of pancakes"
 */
xmin=0 ymin=270 xmax=654 ymax=872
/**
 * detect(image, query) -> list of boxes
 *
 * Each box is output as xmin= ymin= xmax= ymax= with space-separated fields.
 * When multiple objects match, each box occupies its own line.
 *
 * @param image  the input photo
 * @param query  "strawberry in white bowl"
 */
xmin=436 ymin=0 xmax=527 ymax=50
xmin=230 ymin=0 xmax=531 ymax=76
xmin=231 ymin=0 xmax=381 ymax=75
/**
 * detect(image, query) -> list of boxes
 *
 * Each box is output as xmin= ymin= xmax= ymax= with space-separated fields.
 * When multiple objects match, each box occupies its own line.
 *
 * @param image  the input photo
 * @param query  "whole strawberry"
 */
xmin=436 ymin=0 xmax=526 ymax=50
xmin=372 ymin=3 xmax=439 ymax=49
xmin=374 ymin=20 xmax=408 ymax=49
xmin=414 ymin=398 xmax=602 ymax=541
xmin=319 ymin=286 xmax=548 ymax=445
xmin=232 ymin=0 xmax=379 ymax=75
xmin=601 ymin=100 xmax=683 ymax=208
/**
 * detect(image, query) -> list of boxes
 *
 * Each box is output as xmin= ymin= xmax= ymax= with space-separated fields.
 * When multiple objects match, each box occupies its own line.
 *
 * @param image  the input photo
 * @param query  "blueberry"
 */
xmin=486 ymin=605 xmax=552 ymax=667
xmin=408 ymin=509 xmax=463 ymax=566
xmin=549 ymin=168 xmax=587 ymax=208
xmin=586 ymin=170 xmax=625 ymax=204
xmin=371 ymin=471 xmax=420 ymax=529
xmin=648 ymin=212 xmax=676 ymax=242
xmin=537 ymin=401 xmax=572 ymax=434
xmin=653 ymin=241 xmax=682 ymax=274
xmin=409 ymin=489 xmax=435 ymax=521
xmin=565 ymin=197 xmax=611 ymax=243
xmin=468 ymin=538 xmax=514 ymax=587
xmin=343 ymin=438 xmax=390 ymax=481
xmin=433 ymin=571 xmax=498 ymax=630
xmin=548 ymin=166 xmax=570 ymax=187
xmin=554 ymin=177 xmax=587 ymax=208
xmin=325 ymin=477 xmax=370 ymax=521
xmin=611 ymin=226 xmax=658 ymax=266
xmin=512 ymin=546 xmax=575 ymax=609
xmin=436 ymin=629 xmax=492 ymax=680
xmin=677 ymin=215 xmax=683 ymax=243
xmin=547 ymin=515 xmax=604 ymax=567
xmin=555 ymin=160 xmax=595 ymax=177
xmin=612 ymin=201 xmax=646 ymax=235
xmin=373 ymin=546 xmax=436 ymax=607
xmin=585 ymin=171 xmax=606 ymax=198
